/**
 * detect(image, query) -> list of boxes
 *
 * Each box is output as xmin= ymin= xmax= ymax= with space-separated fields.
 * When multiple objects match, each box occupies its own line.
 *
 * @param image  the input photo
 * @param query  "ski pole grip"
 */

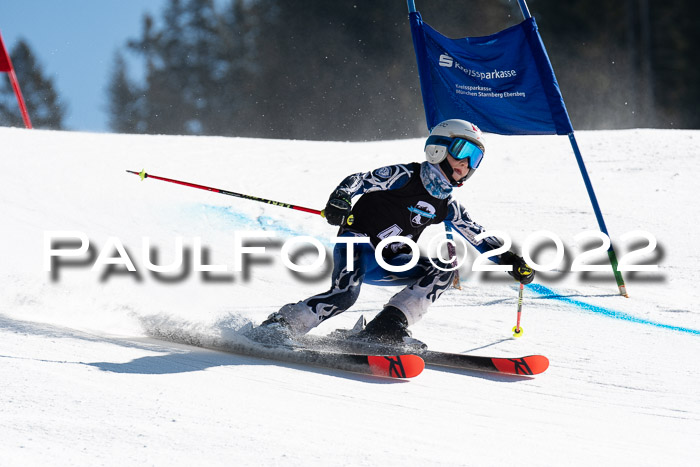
xmin=320 ymin=210 xmax=354 ymax=226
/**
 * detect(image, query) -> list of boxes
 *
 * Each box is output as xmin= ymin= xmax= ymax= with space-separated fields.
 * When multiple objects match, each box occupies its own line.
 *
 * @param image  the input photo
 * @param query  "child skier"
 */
xmin=257 ymin=119 xmax=534 ymax=344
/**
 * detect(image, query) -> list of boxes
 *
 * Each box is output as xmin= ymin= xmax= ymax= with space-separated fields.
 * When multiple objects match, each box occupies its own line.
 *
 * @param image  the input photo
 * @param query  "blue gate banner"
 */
xmin=410 ymin=12 xmax=573 ymax=135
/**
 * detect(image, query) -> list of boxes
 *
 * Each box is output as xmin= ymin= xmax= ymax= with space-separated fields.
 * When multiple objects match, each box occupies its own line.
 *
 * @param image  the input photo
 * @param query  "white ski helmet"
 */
xmin=424 ymin=119 xmax=486 ymax=185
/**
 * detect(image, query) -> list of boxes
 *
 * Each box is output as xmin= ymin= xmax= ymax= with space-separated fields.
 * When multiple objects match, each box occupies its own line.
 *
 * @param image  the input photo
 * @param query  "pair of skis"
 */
xmin=284 ymin=346 xmax=549 ymax=380
xmin=151 ymin=326 xmax=548 ymax=380
xmin=290 ymin=335 xmax=549 ymax=379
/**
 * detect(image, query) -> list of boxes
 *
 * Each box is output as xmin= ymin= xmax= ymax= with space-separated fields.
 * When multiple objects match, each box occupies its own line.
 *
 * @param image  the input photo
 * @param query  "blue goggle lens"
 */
xmin=449 ymin=138 xmax=484 ymax=168
xmin=426 ymin=135 xmax=484 ymax=169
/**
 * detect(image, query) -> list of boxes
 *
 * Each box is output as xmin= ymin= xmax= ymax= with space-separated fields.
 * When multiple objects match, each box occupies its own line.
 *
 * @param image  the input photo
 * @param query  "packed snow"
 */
xmin=1 ymin=126 xmax=698 ymax=466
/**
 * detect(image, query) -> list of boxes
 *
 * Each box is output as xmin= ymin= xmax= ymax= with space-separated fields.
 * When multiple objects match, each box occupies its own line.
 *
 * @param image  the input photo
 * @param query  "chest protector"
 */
xmin=340 ymin=163 xmax=450 ymax=258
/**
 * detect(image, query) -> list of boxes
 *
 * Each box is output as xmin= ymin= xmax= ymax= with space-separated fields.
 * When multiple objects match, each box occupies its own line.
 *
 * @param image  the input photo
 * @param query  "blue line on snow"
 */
xmin=528 ymin=283 xmax=700 ymax=336
xmin=194 ymin=204 xmax=335 ymax=246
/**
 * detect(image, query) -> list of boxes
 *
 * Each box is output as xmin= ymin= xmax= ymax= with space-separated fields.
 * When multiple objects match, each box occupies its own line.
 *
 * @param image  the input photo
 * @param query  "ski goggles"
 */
xmin=425 ymin=135 xmax=484 ymax=169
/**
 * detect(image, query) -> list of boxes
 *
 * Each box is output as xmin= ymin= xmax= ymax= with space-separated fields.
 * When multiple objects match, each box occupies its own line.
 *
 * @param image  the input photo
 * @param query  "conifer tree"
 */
xmin=107 ymin=52 xmax=144 ymax=133
xmin=0 ymin=39 xmax=66 ymax=129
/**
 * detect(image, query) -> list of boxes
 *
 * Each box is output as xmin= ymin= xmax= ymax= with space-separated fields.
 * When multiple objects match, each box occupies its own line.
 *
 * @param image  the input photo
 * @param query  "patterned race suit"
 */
xmin=277 ymin=161 xmax=504 ymax=334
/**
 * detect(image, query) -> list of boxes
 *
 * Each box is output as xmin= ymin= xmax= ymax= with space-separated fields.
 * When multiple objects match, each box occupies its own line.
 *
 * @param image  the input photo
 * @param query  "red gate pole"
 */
xmin=0 ymin=31 xmax=32 ymax=129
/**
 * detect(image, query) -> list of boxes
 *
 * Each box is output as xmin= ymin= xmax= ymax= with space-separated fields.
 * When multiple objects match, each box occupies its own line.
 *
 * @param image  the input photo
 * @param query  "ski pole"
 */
xmin=512 ymin=283 xmax=525 ymax=338
xmin=126 ymin=169 xmax=353 ymax=224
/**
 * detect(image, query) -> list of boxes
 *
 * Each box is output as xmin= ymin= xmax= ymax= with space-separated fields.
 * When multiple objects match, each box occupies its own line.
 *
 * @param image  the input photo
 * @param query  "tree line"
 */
xmin=1 ymin=0 xmax=698 ymax=137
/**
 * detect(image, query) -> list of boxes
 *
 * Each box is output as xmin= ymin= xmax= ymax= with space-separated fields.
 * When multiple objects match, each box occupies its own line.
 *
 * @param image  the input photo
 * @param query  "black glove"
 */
xmin=499 ymin=251 xmax=535 ymax=285
xmin=323 ymin=190 xmax=352 ymax=226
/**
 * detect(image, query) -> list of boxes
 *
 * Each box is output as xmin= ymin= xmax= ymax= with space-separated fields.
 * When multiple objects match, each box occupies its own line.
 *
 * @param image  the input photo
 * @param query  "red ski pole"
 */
xmin=126 ymin=169 xmax=353 ymax=224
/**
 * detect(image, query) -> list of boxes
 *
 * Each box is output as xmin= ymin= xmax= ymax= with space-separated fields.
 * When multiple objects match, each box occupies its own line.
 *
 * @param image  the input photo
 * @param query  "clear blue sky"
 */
xmin=0 ymin=1 xmax=168 ymax=132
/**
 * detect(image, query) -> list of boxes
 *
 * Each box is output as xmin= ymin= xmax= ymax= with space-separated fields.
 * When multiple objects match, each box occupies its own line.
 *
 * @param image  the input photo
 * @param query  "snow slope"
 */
xmin=1 ymin=127 xmax=698 ymax=466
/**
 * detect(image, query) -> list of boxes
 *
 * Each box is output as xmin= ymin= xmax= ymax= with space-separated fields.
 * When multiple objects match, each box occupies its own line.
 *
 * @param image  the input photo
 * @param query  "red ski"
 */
xmin=213 ymin=344 xmax=425 ymax=379
xmin=367 ymin=355 xmax=424 ymax=378
xmin=148 ymin=327 xmax=424 ymax=379
xmin=419 ymin=351 xmax=548 ymax=375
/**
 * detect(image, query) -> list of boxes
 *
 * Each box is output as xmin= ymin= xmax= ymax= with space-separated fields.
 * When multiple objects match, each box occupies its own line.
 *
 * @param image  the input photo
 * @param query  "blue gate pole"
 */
xmin=516 ymin=0 xmax=531 ymax=19
xmin=407 ymin=0 xmax=416 ymax=14
xmin=567 ymin=134 xmax=628 ymax=296
xmin=518 ymin=0 xmax=628 ymax=297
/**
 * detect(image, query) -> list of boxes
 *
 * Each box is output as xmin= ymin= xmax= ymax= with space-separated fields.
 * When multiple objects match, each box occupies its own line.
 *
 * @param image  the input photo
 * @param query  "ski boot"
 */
xmin=352 ymin=306 xmax=427 ymax=350
xmin=244 ymin=311 xmax=294 ymax=345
